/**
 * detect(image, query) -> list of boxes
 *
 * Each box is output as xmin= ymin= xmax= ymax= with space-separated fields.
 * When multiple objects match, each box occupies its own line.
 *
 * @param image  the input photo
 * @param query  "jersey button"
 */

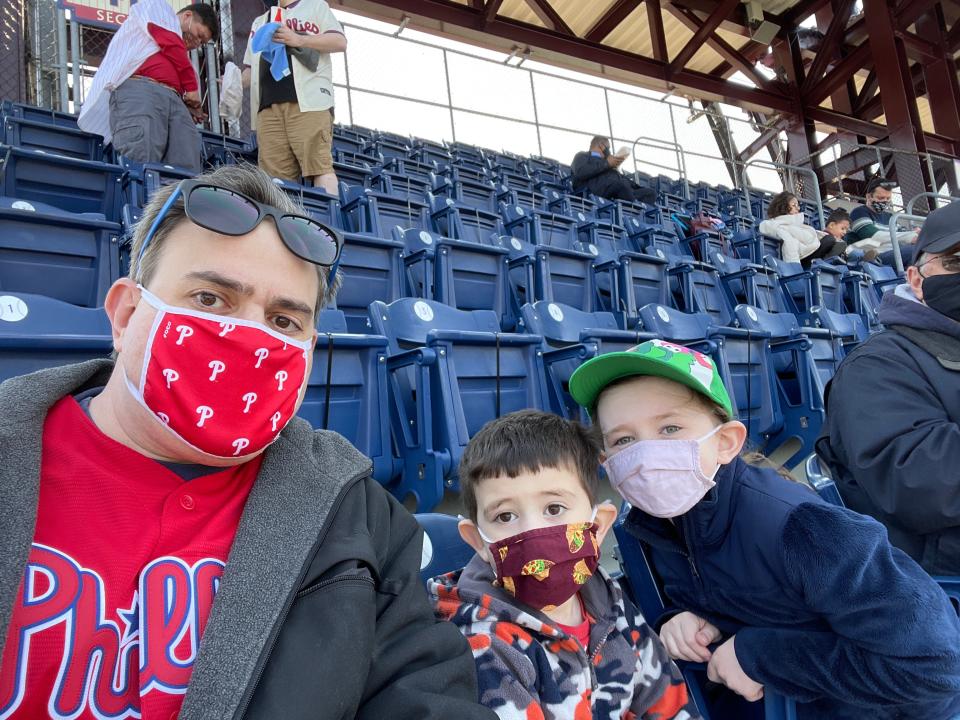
xmin=180 ymin=494 xmax=195 ymax=511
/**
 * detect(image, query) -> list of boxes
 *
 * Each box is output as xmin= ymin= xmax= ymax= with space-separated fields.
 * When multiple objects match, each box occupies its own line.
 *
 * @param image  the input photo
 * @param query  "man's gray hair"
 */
xmin=129 ymin=163 xmax=340 ymax=315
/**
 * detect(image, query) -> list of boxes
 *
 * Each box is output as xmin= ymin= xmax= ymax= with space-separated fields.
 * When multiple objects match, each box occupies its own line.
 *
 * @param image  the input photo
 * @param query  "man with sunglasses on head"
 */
xmin=0 ymin=164 xmax=494 ymax=720
xmin=818 ymin=200 xmax=960 ymax=576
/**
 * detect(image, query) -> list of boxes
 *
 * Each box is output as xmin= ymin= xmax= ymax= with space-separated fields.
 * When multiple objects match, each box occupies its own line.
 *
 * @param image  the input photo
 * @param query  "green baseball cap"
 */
xmin=569 ymin=339 xmax=733 ymax=417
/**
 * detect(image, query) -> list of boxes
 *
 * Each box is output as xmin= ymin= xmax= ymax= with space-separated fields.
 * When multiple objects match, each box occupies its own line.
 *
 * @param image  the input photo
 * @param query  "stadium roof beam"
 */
xmin=522 ymin=0 xmax=572 ymax=35
xmin=647 ymin=0 xmax=669 ymax=62
xmin=917 ymin=6 xmax=960 ymax=141
xmin=665 ymin=5 xmax=778 ymax=91
xmin=667 ymin=0 xmax=741 ymax=77
xmin=585 ymin=0 xmax=645 ymax=44
xmin=800 ymin=0 xmax=856 ymax=95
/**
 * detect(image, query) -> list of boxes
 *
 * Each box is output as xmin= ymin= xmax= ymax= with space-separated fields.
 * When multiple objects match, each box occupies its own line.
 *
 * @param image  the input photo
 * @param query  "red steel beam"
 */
xmin=895 ymin=0 xmax=946 ymax=33
xmin=853 ymin=68 xmax=878 ymax=112
xmin=523 ymin=0 xmax=572 ymax=35
xmin=917 ymin=7 xmax=960 ymax=143
xmin=858 ymin=63 xmax=925 ymax=120
xmin=484 ymin=0 xmax=504 ymax=23
xmin=667 ymin=0 xmax=741 ymax=76
xmin=647 ymin=0 xmax=668 ymax=62
xmin=863 ymin=0 xmax=930 ymax=207
xmin=802 ymin=43 xmax=870 ymax=106
xmin=585 ymin=0 xmax=645 ymax=43
xmin=777 ymin=0 xmax=832 ymax=28
xmin=801 ymin=0 xmax=856 ymax=94
xmin=666 ymin=5 xmax=778 ymax=90
xmin=898 ymin=30 xmax=942 ymax=61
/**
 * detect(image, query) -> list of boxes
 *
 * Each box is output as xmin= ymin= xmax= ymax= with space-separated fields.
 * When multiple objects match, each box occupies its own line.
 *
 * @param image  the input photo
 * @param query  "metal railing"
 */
xmin=887 ymin=193 xmax=960 ymax=272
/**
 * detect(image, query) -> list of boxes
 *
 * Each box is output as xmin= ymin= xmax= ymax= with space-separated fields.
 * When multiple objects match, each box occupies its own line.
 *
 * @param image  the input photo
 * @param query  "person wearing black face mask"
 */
xmin=848 ymin=177 xmax=918 ymax=265
xmin=817 ymin=199 xmax=960 ymax=576
xmin=570 ymin=135 xmax=657 ymax=205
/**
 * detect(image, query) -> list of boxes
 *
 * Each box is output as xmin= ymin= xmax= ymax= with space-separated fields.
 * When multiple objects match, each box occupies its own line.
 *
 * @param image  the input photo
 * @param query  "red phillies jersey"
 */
xmin=134 ymin=22 xmax=198 ymax=95
xmin=0 ymin=396 xmax=260 ymax=719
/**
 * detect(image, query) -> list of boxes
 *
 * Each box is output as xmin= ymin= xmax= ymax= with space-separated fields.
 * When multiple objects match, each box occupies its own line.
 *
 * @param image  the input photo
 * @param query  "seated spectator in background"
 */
xmin=825 ymin=207 xmax=878 ymax=263
xmin=242 ymin=0 xmax=346 ymax=194
xmin=0 ymin=164 xmax=492 ymax=719
xmin=430 ymin=410 xmax=700 ymax=720
xmin=571 ymin=136 xmax=657 ymax=205
xmin=849 ymin=177 xmax=917 ymax=265
xmin=570 ymin=340 xmax=960 ymax=719
xmin=759 ymin=191 xmax=846 ymax=267
xmin=79 ymin=0 xmax=216 ymax=173
xmin=818 ymin=200 xmax=960 ymax=577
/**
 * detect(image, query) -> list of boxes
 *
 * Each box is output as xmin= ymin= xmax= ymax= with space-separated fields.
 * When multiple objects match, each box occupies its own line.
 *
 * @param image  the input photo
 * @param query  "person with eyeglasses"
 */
xmin=0 ymin=164 xmax=495 ymax=720
xmin=818 ymin=199 xmax=960 ymax=576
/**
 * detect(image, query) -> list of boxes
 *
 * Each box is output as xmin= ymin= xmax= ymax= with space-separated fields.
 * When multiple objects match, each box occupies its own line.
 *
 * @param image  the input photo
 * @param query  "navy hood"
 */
xmin=877 ymin=284 xmax=960 ymax=341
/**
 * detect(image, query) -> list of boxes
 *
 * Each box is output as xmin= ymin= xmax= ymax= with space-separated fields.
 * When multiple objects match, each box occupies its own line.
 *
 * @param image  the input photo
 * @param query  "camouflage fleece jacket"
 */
xmin=428 ymin=555 xmax=701 ymax=720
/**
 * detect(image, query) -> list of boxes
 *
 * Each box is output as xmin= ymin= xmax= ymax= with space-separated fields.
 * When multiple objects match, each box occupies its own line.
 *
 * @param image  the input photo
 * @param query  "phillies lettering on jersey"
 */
xmin=0 ymin=545 xmax=225 ymax=719
xmin=0 ymin=395 xmax=260 ymax=720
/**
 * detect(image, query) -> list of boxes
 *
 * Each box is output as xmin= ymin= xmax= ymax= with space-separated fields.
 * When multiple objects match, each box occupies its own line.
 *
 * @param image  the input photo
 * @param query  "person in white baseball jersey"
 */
xmin=242 ymin=0 xmax=346 ymax=194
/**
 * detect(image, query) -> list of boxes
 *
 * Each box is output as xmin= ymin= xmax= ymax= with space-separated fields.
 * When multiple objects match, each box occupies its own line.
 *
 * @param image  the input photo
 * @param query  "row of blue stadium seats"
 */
xmin=0 ymin=290 xmax=852 ymax=512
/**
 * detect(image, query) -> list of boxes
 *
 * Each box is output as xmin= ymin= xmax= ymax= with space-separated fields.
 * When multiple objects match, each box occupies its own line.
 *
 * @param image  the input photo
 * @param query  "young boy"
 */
xmin=428 ymin=410 xmax=701 ymax=720
xmin=825 ymin=207 xmax=879 ymax=263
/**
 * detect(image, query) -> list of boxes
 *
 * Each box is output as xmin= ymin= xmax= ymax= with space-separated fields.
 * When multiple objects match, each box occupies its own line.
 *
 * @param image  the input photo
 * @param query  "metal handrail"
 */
xmin=631 ymin=136 xmax=689 ymax=199
xmin=887 ymin=213 xmax=925 ymax=273
xmin=743 ymin=158 xmax=825 ymax=227
xmin=906 ymin=192 xmax=959 ymax=215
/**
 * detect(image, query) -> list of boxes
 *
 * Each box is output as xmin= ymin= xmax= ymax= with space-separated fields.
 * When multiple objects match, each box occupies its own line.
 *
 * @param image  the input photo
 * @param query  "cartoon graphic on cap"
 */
xmin=642 ymin=339 xmax=716 ymax=392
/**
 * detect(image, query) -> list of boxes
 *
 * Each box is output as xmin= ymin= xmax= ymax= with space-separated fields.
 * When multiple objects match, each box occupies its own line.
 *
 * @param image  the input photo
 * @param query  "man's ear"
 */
xmin=906 ymin=265 xmax=925 ymax=302
xmin=103 ymin=278 xmax=141 ymax=354
xmin=458 ymin=518 xmax=491 ymax=562
xmin=716 ymin=420 xmax=747 ymax=463
xmin=593 ymin=501 xmax=619 ymax=547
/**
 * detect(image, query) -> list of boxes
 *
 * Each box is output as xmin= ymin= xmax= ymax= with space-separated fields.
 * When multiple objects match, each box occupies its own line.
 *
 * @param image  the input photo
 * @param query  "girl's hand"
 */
xmin=707 ymin=635 xmax=764 ymax=702
xmin=659 ymin=611 xmax=721 ymax=662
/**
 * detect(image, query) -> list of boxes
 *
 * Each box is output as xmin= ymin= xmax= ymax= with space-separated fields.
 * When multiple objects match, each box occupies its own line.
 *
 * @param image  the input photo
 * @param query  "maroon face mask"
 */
xmin=486 ymin=521 xmax=601 ymax=611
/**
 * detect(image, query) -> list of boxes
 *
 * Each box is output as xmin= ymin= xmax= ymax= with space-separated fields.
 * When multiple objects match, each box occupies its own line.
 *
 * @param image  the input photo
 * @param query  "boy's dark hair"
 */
xmin=460 ymin=410 xmax=601 ymax=523
xmin=826 ymin=208 xmax=850 ymax=226
xmin=180 ymin=3 xmax=220 ymax=43
xmin=767 ymin=191 xmax=797 ymax=219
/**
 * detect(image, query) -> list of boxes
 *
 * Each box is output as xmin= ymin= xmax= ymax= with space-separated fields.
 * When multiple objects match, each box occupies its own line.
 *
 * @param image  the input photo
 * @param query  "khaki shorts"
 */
xmin=256 ymin=103 xmax=334 ymax=180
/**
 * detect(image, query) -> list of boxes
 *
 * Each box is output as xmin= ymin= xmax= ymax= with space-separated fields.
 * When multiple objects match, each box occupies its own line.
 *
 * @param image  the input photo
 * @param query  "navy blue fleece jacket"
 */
xmin=624 ymin=457 xmax=960 ymax=719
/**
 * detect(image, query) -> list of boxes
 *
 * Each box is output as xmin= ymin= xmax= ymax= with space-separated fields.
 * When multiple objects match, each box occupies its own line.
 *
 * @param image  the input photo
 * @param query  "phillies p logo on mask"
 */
xmin=125 ymin=287 xmax=312 ymax=459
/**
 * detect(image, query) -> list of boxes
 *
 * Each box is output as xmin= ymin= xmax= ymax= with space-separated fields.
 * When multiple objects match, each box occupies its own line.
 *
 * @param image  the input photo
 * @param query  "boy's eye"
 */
xmin=661 ymin=425 xmax=682 ymax=435
xmin=611 ymin=435 xmax=634 ymax=447
xmin=494 ymin=512 xmax=516 ymax=524
xmin=545 ymin=503 xmax=566 ymax=517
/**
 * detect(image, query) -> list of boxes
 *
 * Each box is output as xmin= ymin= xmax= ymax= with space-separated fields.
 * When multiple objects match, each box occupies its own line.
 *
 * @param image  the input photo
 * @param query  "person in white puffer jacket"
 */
xmin=759 ymin=191 xmax=847 ymax=267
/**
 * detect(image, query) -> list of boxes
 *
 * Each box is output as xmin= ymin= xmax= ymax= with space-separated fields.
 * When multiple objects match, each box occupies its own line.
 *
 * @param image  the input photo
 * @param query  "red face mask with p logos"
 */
xmin=483 ymin=519 xmax=601 ymax=611
xmin=124 ymin=287 xmax=312 ymax=459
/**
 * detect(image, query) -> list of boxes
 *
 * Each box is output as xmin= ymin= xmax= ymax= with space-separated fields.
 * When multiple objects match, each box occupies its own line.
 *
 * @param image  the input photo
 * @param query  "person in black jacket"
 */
xmin=0 ymin=163 xmax=494 ymax=720
xmin=818 ymin=200 xmax=960 ymax=576
xmin=570 ymin=136 xmax=657 ymax=204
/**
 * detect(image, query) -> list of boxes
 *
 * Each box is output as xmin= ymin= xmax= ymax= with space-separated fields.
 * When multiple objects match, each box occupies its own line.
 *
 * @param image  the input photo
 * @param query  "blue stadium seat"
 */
xmin=501 ymin=204 xmax=599 ymax=313
xmin=415 ymin=513 xmax=475 ymax=584
xmin=335 ymin=185 xmax=408 ymax=332
xmin=332 ymin=160 xmax=372 ymax=188
xmin=0 ymin=197 xmax=121 ymax=307
xmin=370 ymin=167 xmax=431 ymax=202
xmin=299 ymin=308 xmax=397 ymax=486
xmin=860 ymin=262 xmax=903 ymax=297
xmin=0 ymin=101 xmax=78 ymax=128
xmin=429 ymin=194 xmax=504 ymax=246
xmin=270 ymin=178 xmax=343 ymax=228
xmin=343 ymin=182 xmax=429 ymax=234
xmin=369 ymin=298 xmax=548 ymax=511
xmin=432 ymin=173 xmax=498 ymax=213
xmin=119 ymin=157 xmax=194 ymax=208
xmin=519 ymin=301 xmax=655 ymax=420
xmin=0 ymin=292 xmax=112 ymax=383
xmin=0 ymin=145 xmax=124 ymax=219
xmin=395 ymin=226 xmax=513 ymax=330
xmin=199 ymin=130 xmax=257 ymax=166
xmin=3 ymin=117 xmax=105 ymax=162
xmin=712 ymin=253 xmax=792 ymax=315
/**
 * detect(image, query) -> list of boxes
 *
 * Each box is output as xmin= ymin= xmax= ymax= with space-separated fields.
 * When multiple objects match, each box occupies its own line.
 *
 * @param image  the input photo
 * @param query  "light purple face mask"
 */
xmin=602 ymin=426 xmax=721 ymax=518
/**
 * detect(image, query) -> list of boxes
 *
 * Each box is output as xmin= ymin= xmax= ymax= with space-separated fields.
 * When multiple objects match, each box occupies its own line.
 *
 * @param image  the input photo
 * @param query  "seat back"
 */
xmin=415 ymin=513 xmax=475 ymax=584
xmin=0 ymin=293 xmax=113 ymax=383
xmin=3 ymin=117 xmax=104 ymax=161
xmin=335 ymin=230 xmax=405 ymax=333
xmin=0 ymin=146 xmax=124 ymax=219
xmin=0 ymin=199 xmax=121 ymax=307
xmin=301 ymin=310 xmax=395 ymax=485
